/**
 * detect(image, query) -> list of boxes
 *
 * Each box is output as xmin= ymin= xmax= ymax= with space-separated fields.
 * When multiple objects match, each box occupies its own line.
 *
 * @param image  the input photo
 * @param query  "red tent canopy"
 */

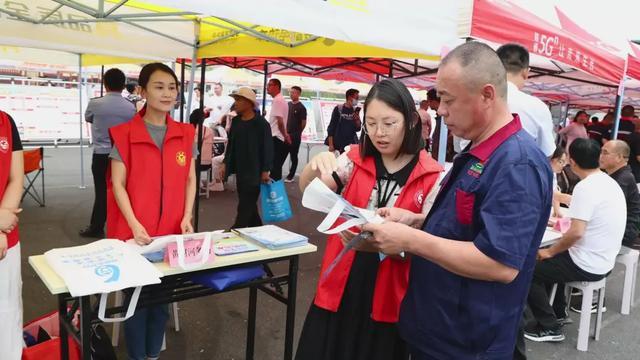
xmin=469 ymin=0 xmax=625 ymax=84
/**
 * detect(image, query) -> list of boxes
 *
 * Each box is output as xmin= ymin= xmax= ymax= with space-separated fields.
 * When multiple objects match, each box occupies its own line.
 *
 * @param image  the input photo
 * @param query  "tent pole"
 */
xmin=186 ymin=49 xmax=198 ymax=118
xmin=180 ymin=59 xmax=186 ymax=123
xmin=100 ymin=65 xmax=104 ymax=97
xmin=170 ymin=61 xmax=177 ymax=119
xmin=262 ymin=61 xmax=269 ymax=115
xmin=612 ymin=92 xmax=624 ymax=140
xmin=186 ymin=20 xmax=201 ymax=119
xmin=194 ymin=59 xmax=206 ymax=232
xmin=78 ymin=54 xmax=86 ymax=189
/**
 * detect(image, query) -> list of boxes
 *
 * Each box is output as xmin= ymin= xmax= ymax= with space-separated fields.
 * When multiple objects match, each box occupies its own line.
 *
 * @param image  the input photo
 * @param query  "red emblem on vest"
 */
xmin=0 ymin=137 xmax=9 ymax=153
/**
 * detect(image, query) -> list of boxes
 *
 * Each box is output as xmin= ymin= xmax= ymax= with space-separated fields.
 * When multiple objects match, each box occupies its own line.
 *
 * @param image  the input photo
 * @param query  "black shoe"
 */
xmin=79 ymin=226 xmax=105 ymax=238
xmin=570 ymin=303 xmax=606 ymax=314
xmin=524 ymin=327 xmax=565 ymax=342
xmin=557 ymin=316 xmax=573 ymax=326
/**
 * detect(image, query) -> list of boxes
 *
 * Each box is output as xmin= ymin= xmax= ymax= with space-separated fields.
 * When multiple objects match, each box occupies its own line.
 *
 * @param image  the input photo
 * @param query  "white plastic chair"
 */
xmin=616 ymin=247 xmax=639 ymax=315
xmin=551 ymin=279 xmax=606 ymax=351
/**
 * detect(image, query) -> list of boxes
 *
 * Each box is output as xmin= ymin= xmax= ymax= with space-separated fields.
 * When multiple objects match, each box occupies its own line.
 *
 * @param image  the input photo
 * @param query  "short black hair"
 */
xmin=360 ymin=79 xmax=422 ymax=159
xmin=496 ymin=43 xmax=530 ymax=74
xmin=291 ymin=86 xmax=302 ymax=93
xmin=426 ymin=88 xmax=440 ymax=101
xmin=569 ymin=138 xmax=601 ymax=170
xmin=189 ymin=108 xmax=205 ymax=126
xmin=574 ymin=110 xmax=588 ymax=120
xmin=125 ymin=82 xmax=137 ymax=93
xmin=622 ymin=105 xmax=635 ymax=117
xmin=103 ymin=68 xmax=126 ymax=92
xmin=551 ymin=146 xmax=565 ymax=161
xmin=138 ymin=63 xmax=179 ymax=90
xmin=346 ymin=88 xmax=359 ymax=99
xmin=268 ymin=78 xmax=281 ymax=90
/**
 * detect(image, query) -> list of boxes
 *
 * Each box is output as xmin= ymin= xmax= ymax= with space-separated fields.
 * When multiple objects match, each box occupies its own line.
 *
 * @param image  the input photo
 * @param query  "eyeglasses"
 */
xmin=364 ymin=121 xmax=401 ymax=135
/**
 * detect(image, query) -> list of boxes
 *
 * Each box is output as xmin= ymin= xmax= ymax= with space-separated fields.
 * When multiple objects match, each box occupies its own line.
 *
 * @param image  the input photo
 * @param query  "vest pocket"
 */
xmin=455 ymin=188 xmax=475 ymax=225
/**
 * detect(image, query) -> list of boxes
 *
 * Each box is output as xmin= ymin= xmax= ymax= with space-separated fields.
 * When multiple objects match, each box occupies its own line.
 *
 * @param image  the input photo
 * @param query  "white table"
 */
xmin=540 ymin=228 xmax=562 ymax=248
xmin=29 ymin=237 xmax=316 ymax=360
xmin=302 ymin=139 xmax=326 ymax=163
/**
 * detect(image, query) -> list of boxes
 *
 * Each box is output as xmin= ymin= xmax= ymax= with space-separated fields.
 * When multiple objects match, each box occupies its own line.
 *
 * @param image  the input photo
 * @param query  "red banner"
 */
xmin=470 ymin=0 xmax=625 ymax=84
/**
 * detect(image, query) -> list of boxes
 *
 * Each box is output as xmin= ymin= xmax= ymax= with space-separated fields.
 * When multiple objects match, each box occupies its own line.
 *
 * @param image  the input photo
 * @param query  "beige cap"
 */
xmin=230 ymin=86 xmax=258 ymax=107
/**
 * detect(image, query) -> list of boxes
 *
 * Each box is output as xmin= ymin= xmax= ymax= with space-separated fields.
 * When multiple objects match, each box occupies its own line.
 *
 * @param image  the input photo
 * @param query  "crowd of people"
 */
xmin=0 ymin=40 xmax=638 ymax=360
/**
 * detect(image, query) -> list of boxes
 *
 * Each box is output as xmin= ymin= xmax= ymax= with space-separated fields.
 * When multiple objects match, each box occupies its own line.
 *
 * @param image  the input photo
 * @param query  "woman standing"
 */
xmin=107 ymin=63 xmax=196 ymax=360
xmin=295 ymin=79 xmax=442 ymax=360
xmin=558 ymin=110 xmax=589 ymax=151
xmin=0 ymin=110 xmax=24 ymax=360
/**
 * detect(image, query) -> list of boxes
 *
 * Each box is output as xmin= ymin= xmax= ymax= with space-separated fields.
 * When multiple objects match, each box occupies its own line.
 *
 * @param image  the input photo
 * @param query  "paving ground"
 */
xmin=18 ymin=146 xmax=640 ymax=360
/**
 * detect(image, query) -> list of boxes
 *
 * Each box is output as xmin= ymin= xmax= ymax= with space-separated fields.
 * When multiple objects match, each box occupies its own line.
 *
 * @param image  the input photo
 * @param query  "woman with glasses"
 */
xmin=295 ymin=79 xmax=443 ymax=360
xmin=550 ymin=146 xmax=572 ymax=218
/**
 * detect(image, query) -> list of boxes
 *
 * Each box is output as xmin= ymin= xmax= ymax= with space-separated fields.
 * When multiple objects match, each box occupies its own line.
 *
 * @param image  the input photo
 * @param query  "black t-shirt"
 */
xmin=627 ymin=132 xmax=640 ymax=182
xmin=6 ymin=114 xmax=23 ymax=151
xmin=607 ymin=119 xmax=636 ymax=141
xmin=610 ymin=166 xmax=640 ymax=247
xmin=286 ymin=102 xmax=307 ymax=134
xmin=587 ymin=123 xmax=609 ymax=144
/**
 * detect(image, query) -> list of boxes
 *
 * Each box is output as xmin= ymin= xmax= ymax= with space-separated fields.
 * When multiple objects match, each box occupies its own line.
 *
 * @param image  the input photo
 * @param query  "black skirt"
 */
xmin=295 ymin=251 xmax=409 ymax=360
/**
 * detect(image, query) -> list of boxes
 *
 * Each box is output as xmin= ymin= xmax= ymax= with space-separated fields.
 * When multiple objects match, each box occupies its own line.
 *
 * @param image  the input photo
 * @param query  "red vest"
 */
xmin=314 ymin=147 xmax=442 ymax=322
xmin=0 ymin=111 xmax=19 ymax=249
xmin=106 ymin=110 xmax=195 ymax=240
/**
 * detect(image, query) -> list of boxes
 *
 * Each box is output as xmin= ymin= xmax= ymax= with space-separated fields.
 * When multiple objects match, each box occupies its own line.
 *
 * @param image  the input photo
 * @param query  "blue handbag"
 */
xmin=190 ymin=265 xmax=266 ymax=291
xmin=260 ymin=180 xmax=293 ymax=223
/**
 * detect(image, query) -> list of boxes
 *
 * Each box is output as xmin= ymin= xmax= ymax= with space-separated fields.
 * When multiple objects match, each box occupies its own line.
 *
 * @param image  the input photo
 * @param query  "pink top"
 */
xmin=558 ymin=122 xmax=587 ymax=151
xmin=195 ymin=126 xmax=214 ymax=165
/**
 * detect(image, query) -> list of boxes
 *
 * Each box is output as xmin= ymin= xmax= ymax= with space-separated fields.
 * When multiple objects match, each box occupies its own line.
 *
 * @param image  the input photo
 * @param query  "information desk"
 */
xmin=29 ymin=237 xmax=317 ymax=360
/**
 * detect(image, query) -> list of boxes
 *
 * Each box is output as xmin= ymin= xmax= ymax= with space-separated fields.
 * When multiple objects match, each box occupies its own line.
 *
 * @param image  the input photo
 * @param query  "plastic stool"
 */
xmin=566 ymin=279 xmax=606 ymax=351
xmin=616 ymin=247 xmax=639 ymax=315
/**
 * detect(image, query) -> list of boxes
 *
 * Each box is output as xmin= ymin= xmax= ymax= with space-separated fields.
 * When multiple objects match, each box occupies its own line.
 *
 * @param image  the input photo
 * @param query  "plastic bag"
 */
xmin=190 ymin=265 xmax=266 ymax=291
xmin=261 ymin=180 xmax=293 ymax=223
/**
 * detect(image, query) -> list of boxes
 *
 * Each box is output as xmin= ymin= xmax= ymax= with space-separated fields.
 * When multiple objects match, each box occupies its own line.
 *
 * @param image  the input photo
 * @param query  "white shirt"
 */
xmin=269 ymin=93 xmax=289 ymax=141
xmin=568 ymin=171 xmax=626 ymax=274
xmin=507 ymin=81 xmax=555 ymax=157
xmin=204 ymin=94 xmax=234 ymax=127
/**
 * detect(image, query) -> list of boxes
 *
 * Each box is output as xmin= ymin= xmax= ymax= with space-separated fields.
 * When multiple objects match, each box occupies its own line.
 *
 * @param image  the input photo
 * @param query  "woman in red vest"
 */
xmin=0 ymin=110 xmax=24 ymax=360
xmin=107 ymin=63 xmax=196 ymax=360
xmin=295 ymin=79 xmax=443 ymax=360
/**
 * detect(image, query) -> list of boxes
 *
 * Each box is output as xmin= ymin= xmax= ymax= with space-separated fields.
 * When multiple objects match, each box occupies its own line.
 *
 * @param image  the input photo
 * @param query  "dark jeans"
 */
xmin=527 ymin=251 xmax=604 ymax=331
xmin=271 ymin=137 xmax=288 ymax=181
xmin=124 ymin=304 xmax=169 ymax=360
xmin=286 ymin=132 xmax=302 ymax=180
xmin=90 ymin=153 xmax=109 ymax=231
xmin=232 ymin=181 xmax=262 ymax=229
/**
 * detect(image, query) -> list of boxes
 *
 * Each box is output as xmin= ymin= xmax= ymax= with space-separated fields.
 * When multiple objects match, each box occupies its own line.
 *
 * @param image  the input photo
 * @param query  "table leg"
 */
xmin=246 ymin=286 xmax=258 ymax=360
xmin=306 ymin=143 xmax=311 ymax=164
xmin=58 ymin=294 xmax=69 ymax=360
xmin=79 ymin=296 xmax=92 ymax=360
xmin=284 ymin=256 xmax=299 ymax=360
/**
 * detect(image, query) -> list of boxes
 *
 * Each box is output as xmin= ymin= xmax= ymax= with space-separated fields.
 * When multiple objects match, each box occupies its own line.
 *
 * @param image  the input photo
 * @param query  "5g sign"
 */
xmin=533 ymin=32 xmax=559 ymax=57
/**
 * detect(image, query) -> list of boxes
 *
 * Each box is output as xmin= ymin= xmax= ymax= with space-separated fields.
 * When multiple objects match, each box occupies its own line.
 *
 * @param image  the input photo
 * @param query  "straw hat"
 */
xmin=230 ymin=87 xmax=258 ymax=107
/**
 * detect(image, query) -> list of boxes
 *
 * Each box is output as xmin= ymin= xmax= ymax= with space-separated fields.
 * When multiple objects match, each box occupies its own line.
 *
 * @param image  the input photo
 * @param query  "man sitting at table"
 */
xmin=524 ymin=138 xmax=626 ymax=343
xmin=600 ymin=140 xmax=640 ymax=250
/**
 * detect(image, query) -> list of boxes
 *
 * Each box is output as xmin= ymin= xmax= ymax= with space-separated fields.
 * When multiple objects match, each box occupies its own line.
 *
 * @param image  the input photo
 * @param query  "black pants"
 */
xmin=271 ymin=137 xmax=288 ymax=181
xmin=286 ymin=132 xmax=302 ymax=180
xmin=89 ymin=153 xmax=109 ymax=231
xmin=527 ymin=251 xmax=604 ymax=331
xmin=231 ymin=181 xmax=262 ymax=229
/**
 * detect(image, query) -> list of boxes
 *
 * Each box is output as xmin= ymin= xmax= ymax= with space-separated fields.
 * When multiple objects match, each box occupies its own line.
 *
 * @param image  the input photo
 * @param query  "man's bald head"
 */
xmin=608 ymin=140 xmax=630 ymax=158
xmin=440 ymin=41 xmax=508 ymax=99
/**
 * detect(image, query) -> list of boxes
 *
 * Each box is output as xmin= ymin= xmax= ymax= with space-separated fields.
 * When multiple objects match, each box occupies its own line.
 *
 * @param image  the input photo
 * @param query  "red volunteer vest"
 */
xmin=0 ymin=111 xmax=19 ymax=249
xmin=106 ymin=110 xmax=195 ymax=240
xmin=314 ymin=147 xmax=442 ymax=322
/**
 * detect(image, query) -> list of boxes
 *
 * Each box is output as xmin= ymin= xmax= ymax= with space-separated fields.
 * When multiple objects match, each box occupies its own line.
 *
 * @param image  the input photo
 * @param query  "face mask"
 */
xmin=351 ymin=99 xmax=358 ymax=107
